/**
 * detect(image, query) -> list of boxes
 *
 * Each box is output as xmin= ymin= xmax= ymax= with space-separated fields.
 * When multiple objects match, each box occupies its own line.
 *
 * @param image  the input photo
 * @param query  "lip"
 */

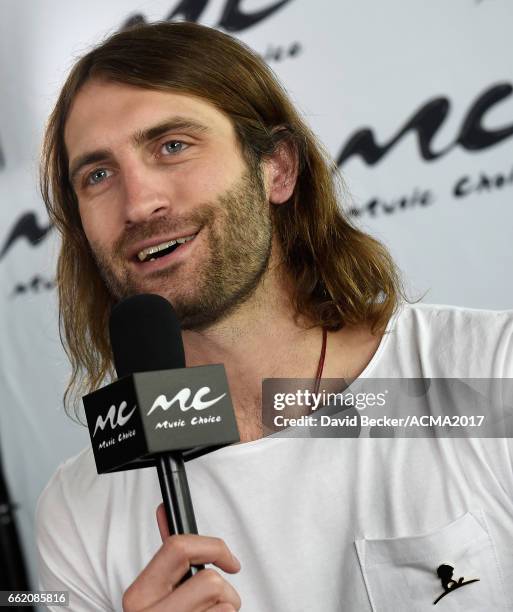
xmin=128 ymin=230 xmax=200 ymax=262
xmin=129 ymin=230 xmax=201 ymax=273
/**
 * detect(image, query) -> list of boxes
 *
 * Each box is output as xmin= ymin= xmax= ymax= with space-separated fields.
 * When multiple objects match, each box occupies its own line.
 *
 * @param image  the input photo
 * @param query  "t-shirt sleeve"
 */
xmin=36 ymin=465 xmax=114 ymax=612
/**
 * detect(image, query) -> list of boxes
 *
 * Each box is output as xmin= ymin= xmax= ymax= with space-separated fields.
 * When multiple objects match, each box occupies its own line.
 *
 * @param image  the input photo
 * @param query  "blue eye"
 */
xmin=162 ymin=141 xmax=187 ymax=155
xmin=87 ymin=168 xmax=111 ymax=185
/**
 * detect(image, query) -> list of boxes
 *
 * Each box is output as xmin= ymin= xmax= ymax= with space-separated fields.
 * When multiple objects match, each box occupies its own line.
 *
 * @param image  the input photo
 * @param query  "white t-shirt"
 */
xmin=36 ymin=302 xmax=513 ymax=611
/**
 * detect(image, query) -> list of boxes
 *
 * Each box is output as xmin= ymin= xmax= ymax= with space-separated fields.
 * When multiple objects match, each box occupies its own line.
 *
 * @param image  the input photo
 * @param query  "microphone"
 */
xmin=83 ymin=294 xmax=240 ymax=581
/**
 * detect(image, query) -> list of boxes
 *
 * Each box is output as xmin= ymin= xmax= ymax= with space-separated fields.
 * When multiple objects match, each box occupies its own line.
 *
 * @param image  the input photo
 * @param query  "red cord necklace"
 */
xmin=313 ymin=328 xmax=327 ymax=395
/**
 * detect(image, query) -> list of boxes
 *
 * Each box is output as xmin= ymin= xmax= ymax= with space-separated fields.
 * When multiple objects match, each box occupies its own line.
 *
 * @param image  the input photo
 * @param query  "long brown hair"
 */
xmin=40 ymin=21 xmax=407 ymax=419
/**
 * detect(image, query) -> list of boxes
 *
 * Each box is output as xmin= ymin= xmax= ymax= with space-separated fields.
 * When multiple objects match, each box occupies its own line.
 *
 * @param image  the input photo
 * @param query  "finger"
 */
xmin=156 ymin=503 xmax=169 ymax=541
xmin=123 ymin=535 xmax=240 ymax=610
xmin=147 ymin=568 xmax=241 ymax=612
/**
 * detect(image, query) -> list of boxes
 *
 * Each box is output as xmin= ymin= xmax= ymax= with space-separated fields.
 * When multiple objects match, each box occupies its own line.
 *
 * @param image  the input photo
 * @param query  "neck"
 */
xmin=182 ymin=262 xmax=323 ymax=441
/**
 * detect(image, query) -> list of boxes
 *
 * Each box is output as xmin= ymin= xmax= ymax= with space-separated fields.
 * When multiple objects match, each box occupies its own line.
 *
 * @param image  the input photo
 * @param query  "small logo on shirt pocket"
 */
xmin=433 ymin=563 xmax=480 ymax=605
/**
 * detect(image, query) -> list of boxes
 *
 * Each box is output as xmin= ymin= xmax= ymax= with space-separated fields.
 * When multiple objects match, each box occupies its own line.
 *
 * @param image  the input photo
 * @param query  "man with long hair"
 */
xmin=37 ymin=22 xmax=513 ymax=611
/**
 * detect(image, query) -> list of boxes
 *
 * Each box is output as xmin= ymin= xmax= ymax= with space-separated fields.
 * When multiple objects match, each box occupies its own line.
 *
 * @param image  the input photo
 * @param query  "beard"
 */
xmin=89 ymin=164 xmax=273 ymax=330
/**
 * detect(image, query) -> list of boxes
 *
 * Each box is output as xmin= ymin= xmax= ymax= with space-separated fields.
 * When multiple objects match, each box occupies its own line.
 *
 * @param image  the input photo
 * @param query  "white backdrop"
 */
xmin=0 ymin=0 xmax=512 ymax=592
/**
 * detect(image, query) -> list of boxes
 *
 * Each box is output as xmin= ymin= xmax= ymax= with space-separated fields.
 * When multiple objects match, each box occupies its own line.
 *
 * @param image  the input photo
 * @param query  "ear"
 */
xmin=262 ymin=137 xmax=299 ymax=205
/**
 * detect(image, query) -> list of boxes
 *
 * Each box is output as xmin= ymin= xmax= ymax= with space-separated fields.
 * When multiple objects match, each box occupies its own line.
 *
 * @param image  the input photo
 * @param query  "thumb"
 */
xmin=156 ymin=503 xmax=170 ymax=541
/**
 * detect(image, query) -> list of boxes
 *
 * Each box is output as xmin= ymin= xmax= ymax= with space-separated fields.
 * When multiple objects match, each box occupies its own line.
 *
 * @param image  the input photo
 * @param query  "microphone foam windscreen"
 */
xmin=109 ymin=294 xmax=185 ymax=378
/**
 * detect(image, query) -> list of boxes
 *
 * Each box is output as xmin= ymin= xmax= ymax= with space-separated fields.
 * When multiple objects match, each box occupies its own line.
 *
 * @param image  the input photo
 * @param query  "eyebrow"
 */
xmin=68 ymin=116 xmax=210 ymax=185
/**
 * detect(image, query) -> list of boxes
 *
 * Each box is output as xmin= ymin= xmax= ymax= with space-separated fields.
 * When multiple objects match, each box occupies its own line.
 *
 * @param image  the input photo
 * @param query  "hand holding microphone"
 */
xmin=122 ymin=512 xmax=241 ymax=612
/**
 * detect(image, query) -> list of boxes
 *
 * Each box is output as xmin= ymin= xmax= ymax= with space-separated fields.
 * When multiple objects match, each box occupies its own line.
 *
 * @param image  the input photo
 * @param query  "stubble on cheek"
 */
xmin=175 ymin=168 xmax=272 ymax=330
xmin=88 ymin=242 xmax=132 ymax=301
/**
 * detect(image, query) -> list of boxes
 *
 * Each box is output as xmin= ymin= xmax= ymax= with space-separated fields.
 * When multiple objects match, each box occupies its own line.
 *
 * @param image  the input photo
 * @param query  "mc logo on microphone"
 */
xmin=93 ymin=401 xmax=136 ymax=437
xmin=147 ymin=387 xmax=227 ymax=415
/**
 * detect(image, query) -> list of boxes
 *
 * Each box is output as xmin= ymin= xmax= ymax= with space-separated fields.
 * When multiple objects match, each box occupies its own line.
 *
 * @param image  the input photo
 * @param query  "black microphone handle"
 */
xmin=156 ymin=454 xmax=205 ymax=583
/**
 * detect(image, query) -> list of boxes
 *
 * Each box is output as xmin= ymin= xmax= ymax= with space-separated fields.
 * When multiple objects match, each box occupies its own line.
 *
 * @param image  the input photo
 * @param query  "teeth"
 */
xmin=137 ymin=234 xmax=196 ymax=262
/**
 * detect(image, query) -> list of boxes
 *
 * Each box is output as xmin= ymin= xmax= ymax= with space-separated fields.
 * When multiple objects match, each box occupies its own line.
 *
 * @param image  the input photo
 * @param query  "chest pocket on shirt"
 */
xmin=355 ymin=510 xmax=509 ymax=611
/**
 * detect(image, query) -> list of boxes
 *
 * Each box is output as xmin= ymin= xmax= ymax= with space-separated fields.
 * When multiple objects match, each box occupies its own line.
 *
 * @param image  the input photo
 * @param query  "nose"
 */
xmin=121 ymin=164 xmax=171 ymax=226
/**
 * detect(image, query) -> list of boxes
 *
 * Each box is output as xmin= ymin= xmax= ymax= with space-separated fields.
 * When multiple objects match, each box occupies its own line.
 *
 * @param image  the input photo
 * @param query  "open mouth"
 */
xmin=136 ymin=233 xmax=198 ymax=264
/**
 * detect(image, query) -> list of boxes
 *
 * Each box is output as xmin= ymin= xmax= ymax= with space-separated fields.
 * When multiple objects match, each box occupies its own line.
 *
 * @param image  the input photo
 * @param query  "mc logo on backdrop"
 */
xmin=337 ymin=83 xmax=513 ymax=168
xmin=123 ymin=0 xmax=293 ymax=32
xmin=342 ymin=82 xmax=513 ymax=217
